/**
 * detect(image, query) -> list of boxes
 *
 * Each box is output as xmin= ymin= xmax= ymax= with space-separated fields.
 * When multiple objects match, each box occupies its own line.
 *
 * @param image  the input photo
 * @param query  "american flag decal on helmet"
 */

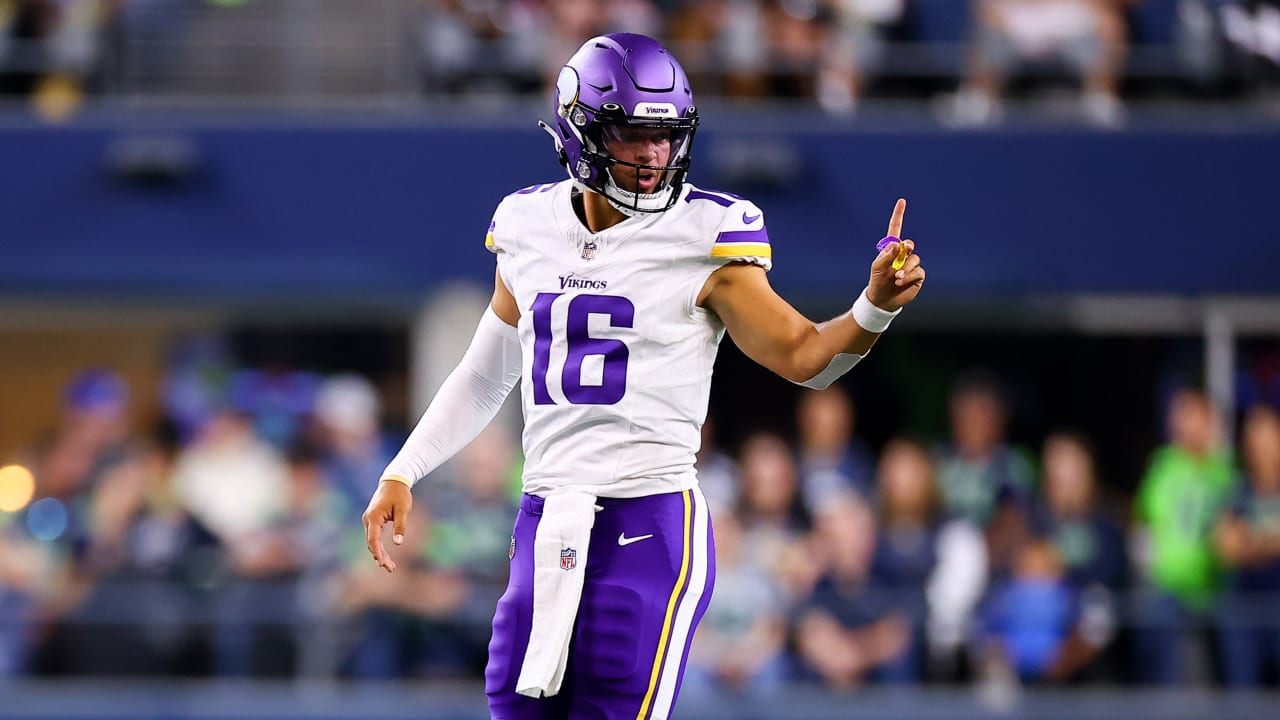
xmin=560 ymin=547 xmax=577 ymax=571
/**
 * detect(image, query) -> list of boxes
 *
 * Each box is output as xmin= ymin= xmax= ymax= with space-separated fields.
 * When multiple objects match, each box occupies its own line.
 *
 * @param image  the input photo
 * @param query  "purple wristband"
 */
xmin=876 ymin=235 xmax=900 ymax=252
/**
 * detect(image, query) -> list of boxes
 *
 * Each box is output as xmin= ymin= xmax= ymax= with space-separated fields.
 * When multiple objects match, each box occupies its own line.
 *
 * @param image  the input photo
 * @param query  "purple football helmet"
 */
xmin=538 ymin=33 xmax=699 ymax=215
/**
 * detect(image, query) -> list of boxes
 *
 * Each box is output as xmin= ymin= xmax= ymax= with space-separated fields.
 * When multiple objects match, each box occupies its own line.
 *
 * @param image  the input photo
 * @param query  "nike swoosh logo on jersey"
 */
xmin=617 ymin=532 xmax=654 ymax=546
xmin=742 ymin=211 xmax=761 ymax=224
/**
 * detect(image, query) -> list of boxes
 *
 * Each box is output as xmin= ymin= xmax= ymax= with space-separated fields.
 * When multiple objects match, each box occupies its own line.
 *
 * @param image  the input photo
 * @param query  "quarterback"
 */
xmin=363 ymin=32 xmax=926 ymax=720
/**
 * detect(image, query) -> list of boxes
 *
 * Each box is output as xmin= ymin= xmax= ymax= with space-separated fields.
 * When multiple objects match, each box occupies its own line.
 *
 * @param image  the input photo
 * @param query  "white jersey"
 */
xmin=486 ymin=180 xmax=771 ymax=498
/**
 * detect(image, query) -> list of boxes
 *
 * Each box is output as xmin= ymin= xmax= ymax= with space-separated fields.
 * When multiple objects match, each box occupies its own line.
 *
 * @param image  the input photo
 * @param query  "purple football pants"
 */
xmin=486 ymin=487 xmax=715 ymax=720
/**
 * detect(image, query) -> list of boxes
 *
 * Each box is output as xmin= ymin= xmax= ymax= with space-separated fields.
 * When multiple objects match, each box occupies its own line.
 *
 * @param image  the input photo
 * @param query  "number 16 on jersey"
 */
xmin=530 ymin=293 xmax=635 ymax=406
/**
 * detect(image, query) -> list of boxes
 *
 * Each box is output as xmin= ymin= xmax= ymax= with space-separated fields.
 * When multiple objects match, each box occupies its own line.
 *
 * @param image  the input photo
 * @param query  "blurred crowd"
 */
xmin=2 ymin=1 xmax=1280 ymax=125
xmin=3 ymin=354 xmax=1280 ymax=693
xmin=0 ymin=0 xmax=119 ymax=117
xmin=420 ymin=0 xmax=1280 ymax=125
xmin=417 ymin=0 xmax=1148 ymax=124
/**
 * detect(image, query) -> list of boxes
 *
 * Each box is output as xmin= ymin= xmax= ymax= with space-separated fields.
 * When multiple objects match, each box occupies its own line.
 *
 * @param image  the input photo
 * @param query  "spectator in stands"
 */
xmin=418 ymin=0 xmax=503 ymax=94
xmin=172 ymin=407 xmax=288 ymax=548
xmin=54 ymin=368 xmax=136 ymax=482
xmin=765 ymin=0 xmax=827 ymax=98
xmin=816 ymin=0 xmax=906 ymax=114
xmin=665 ymin=0 xmax=728 ymax=94
xmin=944 ymin=0 xmax=1129 ymax=127
xmin=1034 ymin=432 xmax=1126 ymax=591
xmin=1027 ymin=431 xmax=1124 ymax=679
xmin=42 ymin=0 xmax=113 ymax=80
xmin=1218 ymin=0 xmax=1280 ymax=103
xmin=161 ymin=334 xmax=234 ymax=444
xmin=875 ymin=437 xmax=990 ymax=683
xmin=868 ymin=438 xmax=942 ymax=682
xmin=796 ymin=492 xmax=913 ymax=688
xmin=980 ymin=536 xmax=1100 ymax=683
xmin=717 ymin=0 xmax=771 ymax=98
xmin=685 ymin=510 xmax=789 ymax=698
xmin=654 ymin=1 xmax=771 ymax=100
xmin=313 ymin=374 xmax=395 ymax=511
xmin=934 ymin=370 xmax=1034 ymax=576
xmin=0 ymin=0 xmax=47 ymax=96
xmin=169 ymin=406 xmax=292 ymax=676
xmin=796 ymin=386 xmax=875 ymax=506
xmin=61 ymin=422 xmax=218 ymax=676
xmin=23 ymin=0 xmax=121 ymax=120
xmin=539 ymin=0 xmax=662 ymax=92
xmin=226 ymin=367 xmax=320 ymax=449
xmin=418 ymin=0 xmax=549 ymax=95
xmin=213 ymin=441 xmax=342 ymax=677
xmin=1132 ymin=388 xmax=1235 ymax=684
xmin=1214 ymin=404 xmax=1280 ymax=687
xmin=736 ymin=432 xmax=819 ymax=604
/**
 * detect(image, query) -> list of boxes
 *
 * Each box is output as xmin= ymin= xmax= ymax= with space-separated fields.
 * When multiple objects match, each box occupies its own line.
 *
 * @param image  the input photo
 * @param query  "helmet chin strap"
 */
xmin=597 ymin=172 xmax=675 ymax=217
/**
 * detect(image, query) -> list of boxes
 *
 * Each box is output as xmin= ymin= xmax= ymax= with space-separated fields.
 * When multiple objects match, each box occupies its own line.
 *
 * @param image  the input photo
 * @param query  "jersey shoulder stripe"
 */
xmin=711 ymin=226 xmax=770 ymax=259
xmin=683 ymin=188 xmax=740 ymax=207
xmin=683 ymin=185 xmax=772 ymax=268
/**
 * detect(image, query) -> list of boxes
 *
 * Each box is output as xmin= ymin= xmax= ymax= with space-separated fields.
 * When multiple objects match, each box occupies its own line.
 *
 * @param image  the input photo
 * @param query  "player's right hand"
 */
xmin=867 ymin=198 xmax=925 ymax=312
xmin=362 ymin=480 xmax=413 ymax=573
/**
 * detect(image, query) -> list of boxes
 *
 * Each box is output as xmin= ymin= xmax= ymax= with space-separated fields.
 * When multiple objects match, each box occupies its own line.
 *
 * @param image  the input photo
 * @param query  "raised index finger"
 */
xmin=886 ymin=198 xmax=906 ymax=239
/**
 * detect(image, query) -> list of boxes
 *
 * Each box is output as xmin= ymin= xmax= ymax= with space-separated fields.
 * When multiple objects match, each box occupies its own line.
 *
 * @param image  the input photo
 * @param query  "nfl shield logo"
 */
xmin=581 ymin=241 xmax=597 ymax=261
xmin=509 ymin=535 xmax=516 ymax=561
xmin=560 ymin=547 xmax=577 ymax=571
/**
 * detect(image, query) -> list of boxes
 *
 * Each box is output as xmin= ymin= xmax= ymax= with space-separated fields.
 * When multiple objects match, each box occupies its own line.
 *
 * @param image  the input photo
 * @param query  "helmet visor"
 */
xmin=595 ymin=122 xmax=694 ymax=196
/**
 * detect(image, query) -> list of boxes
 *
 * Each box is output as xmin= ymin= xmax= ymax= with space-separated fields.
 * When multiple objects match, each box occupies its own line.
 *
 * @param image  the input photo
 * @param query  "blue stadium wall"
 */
xmin=3 ymin=113 xmax=1278 ymax=301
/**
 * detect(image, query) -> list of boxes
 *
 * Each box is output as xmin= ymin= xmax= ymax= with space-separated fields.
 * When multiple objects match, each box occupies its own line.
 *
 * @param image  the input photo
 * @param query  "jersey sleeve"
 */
xmin=707 ymin=198 xmax=772 ymax=271
xmin=484 ymin=202 xmax=505 ymax=255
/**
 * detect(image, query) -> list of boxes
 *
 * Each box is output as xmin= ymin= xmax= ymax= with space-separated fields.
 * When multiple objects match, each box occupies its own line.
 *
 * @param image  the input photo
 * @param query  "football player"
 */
xmin=363 ymin=32 xmax=925 ymax=720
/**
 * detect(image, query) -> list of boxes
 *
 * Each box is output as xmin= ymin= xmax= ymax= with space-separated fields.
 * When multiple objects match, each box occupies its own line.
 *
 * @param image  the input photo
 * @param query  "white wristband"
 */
xmin=852 ymin=288 xmax=900 ymax=333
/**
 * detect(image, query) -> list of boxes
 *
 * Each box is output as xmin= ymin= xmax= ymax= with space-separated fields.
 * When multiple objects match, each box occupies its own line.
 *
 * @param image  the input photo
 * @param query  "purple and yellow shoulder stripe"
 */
xmin=485 ymin=219 xmax=497 ymax=251
xmin=709 ymin=225 xmax=770 ymax=260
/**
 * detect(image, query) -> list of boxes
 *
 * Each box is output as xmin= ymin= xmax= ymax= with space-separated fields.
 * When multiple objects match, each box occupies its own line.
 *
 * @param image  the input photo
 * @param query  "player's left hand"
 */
xmin=866 ymin=198 xmax=926 ymax=312
xmin=362 ymin=480 xmax=413 ymax=573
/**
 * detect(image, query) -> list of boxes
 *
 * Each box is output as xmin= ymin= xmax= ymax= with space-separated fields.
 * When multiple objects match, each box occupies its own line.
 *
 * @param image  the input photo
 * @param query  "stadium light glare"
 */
xmin=0 ymin=465 xmax=36 ymax=513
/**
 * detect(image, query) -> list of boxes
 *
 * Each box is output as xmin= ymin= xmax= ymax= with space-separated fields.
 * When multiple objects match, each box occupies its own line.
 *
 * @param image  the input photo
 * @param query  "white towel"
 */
xmin=515 ymin=489 xmax=598 ymax=698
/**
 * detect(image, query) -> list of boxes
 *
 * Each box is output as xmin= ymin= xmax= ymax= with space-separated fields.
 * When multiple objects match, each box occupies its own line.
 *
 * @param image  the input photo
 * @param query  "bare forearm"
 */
xmin=810 ymin=312 xmax=881 ymax=363
xmin=783 ymin=289 xmax=900 ymax=385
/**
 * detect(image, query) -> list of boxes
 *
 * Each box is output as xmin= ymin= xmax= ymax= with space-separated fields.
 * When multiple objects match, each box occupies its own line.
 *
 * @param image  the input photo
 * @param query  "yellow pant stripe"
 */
xmin=636 ymin=490 xmax=693 ymax=720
